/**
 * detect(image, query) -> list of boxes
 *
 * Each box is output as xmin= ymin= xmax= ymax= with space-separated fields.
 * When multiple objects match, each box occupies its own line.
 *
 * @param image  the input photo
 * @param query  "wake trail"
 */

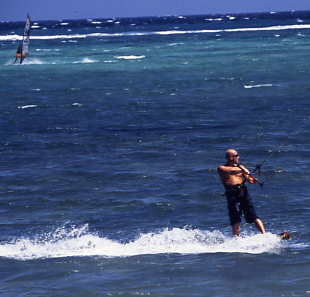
xmin=0 ymin=225 xmax=291 ymax=260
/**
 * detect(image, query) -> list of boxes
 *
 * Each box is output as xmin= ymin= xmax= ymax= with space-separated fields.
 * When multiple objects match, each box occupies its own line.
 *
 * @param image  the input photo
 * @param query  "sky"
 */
xmin=1 ymin=0 xmax=310 ymax=22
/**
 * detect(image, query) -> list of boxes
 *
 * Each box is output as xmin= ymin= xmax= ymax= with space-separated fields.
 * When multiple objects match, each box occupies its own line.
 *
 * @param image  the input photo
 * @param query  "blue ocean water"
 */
xmin=0 ymin=11 xmax=310 ymax=296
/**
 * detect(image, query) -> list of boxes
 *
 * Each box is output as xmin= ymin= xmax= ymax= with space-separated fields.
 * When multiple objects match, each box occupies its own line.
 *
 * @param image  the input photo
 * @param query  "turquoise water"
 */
xmin=0 ymin=11 xmax=310 ymax=297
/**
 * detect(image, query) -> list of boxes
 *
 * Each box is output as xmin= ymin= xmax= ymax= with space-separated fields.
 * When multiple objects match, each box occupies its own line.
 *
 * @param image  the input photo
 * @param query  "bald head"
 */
xmin=225 ymin=149 xmax=237 ymax=158
xmin=225 ymin=149 xmax=240 ymax=164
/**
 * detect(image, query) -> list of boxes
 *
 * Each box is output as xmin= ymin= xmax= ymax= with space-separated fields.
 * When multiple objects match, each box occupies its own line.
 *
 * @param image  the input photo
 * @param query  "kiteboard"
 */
xmin=279 ymin=232 xmax=291 ymax=240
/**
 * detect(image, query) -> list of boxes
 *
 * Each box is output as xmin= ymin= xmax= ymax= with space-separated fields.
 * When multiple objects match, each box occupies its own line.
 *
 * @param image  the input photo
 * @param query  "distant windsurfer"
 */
xmin=14 ymin=14 xmax=31 ymax=64
xmin=14 ymin=44 xmax=24 ymax=64
xmin=217 ymin=149 xmax=266 ymax=236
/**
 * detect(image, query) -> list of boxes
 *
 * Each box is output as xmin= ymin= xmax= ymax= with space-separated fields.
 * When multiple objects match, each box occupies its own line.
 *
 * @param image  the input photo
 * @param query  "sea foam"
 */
xmin=0 ymin=225 xmax=287 ymax=260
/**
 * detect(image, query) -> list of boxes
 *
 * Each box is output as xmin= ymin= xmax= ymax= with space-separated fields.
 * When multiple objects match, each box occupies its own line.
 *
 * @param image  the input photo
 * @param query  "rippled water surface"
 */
xmin=0 ymin=11 xmax=310 ymax=297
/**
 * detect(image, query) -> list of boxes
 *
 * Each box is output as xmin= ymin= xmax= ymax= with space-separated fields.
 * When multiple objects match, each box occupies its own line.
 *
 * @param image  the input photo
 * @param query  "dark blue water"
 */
xmin=0 ymin=11 xmax=310 ymax=297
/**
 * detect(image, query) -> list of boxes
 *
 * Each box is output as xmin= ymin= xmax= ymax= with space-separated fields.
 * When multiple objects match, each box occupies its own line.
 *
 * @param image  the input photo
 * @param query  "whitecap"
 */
xmin=3 ymin=24 xmax=310 ymax=42
xmin=167 ymin=42 xmax=184 ymax=47
xmin=73 ymin=57 xmax=98 ymax=64
xmin=72 ymin=103 xmax=83 ymax=107
xmin=17 ymin=105 xmax=38 ymax=109
xmin=205 ymin=18 xmax=223 ymax=21
xmin=0 ymin=34 xmax=20 ymax=41
xmin=115 ymin=55 xmax=145 ymax=60
xmin=244 ymin=83 xmax=273 ymax=89
xmin=35 ymin=48 xmax=60 ymax=52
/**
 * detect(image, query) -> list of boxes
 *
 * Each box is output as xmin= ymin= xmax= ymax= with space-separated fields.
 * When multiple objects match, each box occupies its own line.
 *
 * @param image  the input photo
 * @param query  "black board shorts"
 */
xmin=225 ymin=184 xmax=258 ymax=226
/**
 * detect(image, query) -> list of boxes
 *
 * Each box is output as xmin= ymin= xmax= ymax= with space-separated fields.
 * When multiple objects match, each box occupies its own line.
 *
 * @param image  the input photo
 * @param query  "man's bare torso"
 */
xmin=217 ymin=164 xmax=246 ymax=186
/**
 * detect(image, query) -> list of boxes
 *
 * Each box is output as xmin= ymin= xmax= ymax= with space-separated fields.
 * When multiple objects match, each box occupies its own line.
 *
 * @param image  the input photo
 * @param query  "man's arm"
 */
xmin=217 ymin=165 xmax=244 ymax=186
xmin=237 ymin=164 xmax=260 ymax=184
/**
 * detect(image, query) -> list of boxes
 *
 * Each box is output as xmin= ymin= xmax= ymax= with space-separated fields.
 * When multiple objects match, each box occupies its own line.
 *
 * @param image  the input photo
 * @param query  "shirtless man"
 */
xmin=217 ymin=149 xmax=266 ymax=236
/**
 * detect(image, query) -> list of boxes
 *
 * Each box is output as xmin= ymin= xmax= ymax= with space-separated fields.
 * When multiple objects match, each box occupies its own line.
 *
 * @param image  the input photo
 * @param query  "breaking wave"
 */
xmin=1 ymin=23 xmax=310 ymax=41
